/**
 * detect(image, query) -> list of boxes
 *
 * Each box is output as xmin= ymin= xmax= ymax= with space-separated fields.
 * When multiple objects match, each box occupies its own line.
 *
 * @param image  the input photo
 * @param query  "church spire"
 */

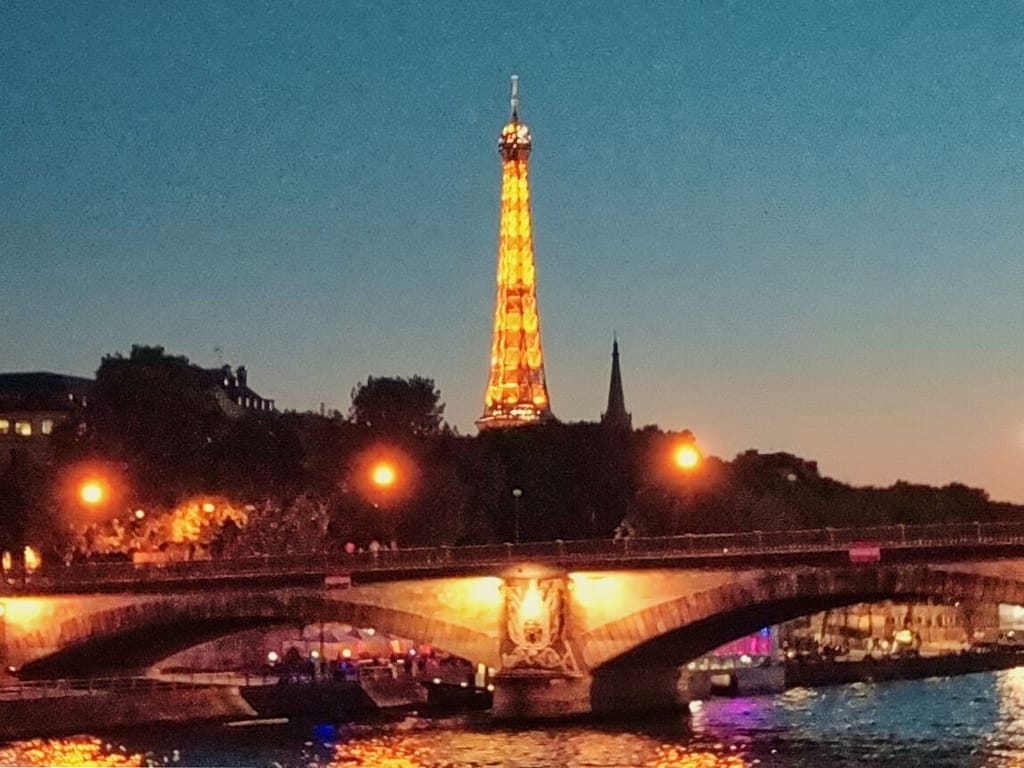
xmin=602 ymin=335 xmax=631 ymax=431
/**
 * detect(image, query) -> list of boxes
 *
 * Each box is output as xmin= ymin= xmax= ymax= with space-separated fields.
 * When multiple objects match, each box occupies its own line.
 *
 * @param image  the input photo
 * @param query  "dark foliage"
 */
xmin=349 ymin=376 xmax=446 ymax=438
xmin=12 ymin=345 xmax=1022 ymax=559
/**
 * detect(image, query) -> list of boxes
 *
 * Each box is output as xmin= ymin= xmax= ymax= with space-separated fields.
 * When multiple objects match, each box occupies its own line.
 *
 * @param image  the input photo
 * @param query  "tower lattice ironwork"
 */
xmin=477 ymin=75 xmax=555 ymax=430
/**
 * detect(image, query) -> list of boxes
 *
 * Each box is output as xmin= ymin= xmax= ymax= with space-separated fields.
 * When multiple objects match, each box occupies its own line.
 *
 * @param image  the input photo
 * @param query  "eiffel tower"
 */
xmin=477 ymin=76 xmax=555 ymax=430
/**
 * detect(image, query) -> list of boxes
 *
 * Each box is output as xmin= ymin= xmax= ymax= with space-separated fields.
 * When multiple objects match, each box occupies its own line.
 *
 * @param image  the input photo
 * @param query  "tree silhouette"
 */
xmin=84 ymin=345 xmax=225 ymax=505
xmin=349 ymin=376 xmax=446 ymax=438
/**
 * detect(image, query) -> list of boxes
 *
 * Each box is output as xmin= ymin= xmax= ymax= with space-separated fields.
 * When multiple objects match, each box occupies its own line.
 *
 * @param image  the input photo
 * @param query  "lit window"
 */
xmin=14 ymin=421 xmax=32 ymax=437
xmin=0 ymin=419 xmax=8 ymax=434
xmin=41 ymin=419 xmax=54 ymax=435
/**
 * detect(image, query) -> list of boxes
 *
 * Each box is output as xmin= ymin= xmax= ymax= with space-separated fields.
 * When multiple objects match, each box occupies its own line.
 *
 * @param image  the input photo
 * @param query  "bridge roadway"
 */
xmin=4 ymin=521 xmax=1024 ymax=719
xmin=2 ymin=521 xmax=1023 ymax=593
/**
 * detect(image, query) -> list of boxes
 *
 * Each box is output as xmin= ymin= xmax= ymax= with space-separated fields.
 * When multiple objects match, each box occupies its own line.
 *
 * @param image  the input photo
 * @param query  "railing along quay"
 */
xmin=0 ymin=673 xmax=279 ymax=702
xmin=4 ymin=521 xmax=1024 ymax=593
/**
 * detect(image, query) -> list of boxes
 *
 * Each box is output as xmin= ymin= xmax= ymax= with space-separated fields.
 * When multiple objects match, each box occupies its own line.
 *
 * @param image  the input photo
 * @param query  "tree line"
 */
xmin=0 ymin=344 xmax=1017 ymax=562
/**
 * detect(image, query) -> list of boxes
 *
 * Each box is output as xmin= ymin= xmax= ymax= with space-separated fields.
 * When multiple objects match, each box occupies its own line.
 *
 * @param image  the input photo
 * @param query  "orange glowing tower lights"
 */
xmin=477 ymin=75 xmax=555 ymax=430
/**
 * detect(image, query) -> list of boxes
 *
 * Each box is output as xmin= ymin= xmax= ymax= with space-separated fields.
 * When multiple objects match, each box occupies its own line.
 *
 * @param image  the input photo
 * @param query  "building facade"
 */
xmin=0 ymin=372 xmax=93 ymax=468
xmin=199 ymin=365 xmax=275 ymax=416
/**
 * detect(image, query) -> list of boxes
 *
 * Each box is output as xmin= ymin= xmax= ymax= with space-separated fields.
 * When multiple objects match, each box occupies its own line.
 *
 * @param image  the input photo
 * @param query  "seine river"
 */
xmin=5 ymin=670 xmax=1024 ymax=767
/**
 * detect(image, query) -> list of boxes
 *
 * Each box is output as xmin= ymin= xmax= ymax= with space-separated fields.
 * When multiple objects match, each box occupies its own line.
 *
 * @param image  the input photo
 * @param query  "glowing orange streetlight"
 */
xmin=673 ymin=443 xmax=702 ymax=471
xmin=79 ymin=479 xmax=107 ymax=506
xmin=371 ymin=462 xmax=397 ymax=489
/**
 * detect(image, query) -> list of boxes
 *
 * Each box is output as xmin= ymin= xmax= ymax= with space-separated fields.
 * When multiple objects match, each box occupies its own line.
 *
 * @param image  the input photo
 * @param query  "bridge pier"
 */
xmin=492 ymin=666 xmax=697 ymax=720
xmin=491 ymin=672 xmax=591 ymax=719
xmin=491 ymin=572 xmax=588 ymax=718
xmin=492 ymin=571 xmax=697 ymax=719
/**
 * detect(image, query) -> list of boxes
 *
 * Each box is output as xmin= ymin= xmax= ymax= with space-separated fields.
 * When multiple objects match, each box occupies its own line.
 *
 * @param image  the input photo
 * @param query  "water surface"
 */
xmin=4 ymin=669 xmax=1024 ymax=766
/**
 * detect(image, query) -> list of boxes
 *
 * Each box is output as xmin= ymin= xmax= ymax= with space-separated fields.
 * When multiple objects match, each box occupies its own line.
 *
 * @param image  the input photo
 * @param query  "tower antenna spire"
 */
xmin=510 ymin=74 xmax=520 ymax=121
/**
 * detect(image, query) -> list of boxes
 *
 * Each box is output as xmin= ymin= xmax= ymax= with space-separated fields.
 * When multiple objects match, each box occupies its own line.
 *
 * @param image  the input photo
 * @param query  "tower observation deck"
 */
xmin=477 ymin=75 xmax=555 ymax=430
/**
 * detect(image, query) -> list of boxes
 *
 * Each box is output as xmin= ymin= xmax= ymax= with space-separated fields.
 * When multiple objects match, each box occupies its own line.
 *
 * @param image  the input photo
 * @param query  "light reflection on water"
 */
xmin=0 ymin=721 xmax=749 ymax=768
xmin=7 ymin=670 xmax=1024 ymax=767
xmin=0 ymin=736 xmax=144 ymax=767
xmin=0 ymin=730 xmax=751 ymax=768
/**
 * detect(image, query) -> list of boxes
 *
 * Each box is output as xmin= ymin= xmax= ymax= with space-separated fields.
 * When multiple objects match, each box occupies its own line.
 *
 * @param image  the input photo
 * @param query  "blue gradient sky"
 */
xmin=3 ymin=2 xmax=1024 ymax=500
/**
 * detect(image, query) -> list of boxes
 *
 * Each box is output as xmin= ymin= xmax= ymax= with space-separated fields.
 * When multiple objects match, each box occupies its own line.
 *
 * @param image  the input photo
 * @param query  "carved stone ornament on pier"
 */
xmin=500 ymin=576 xmax=580 ymax=675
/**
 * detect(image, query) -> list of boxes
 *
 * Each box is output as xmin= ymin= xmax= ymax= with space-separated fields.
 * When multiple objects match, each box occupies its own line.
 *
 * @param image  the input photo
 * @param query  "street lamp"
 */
xmin=366 ymin=459 xmax=403 ymax=548
xmin=79 ymin=479 xmax=107 ymax=506
xmin=371 ymin=462 xmax=397 ymax=489
xmin=512 ymin=488 xmax=523 ymax=544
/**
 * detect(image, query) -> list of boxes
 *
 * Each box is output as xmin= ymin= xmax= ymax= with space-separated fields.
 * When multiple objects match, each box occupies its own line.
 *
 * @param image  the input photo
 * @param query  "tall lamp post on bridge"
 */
xmin=670 ymin=439 xmax=703 ymax=533
xmin=368 ymin=457 xmax=404 ymax=549
xmin=512 ymin=487 xmax=523 ymax=544
xmin=352 ymin=445 xmax=417 ymax=550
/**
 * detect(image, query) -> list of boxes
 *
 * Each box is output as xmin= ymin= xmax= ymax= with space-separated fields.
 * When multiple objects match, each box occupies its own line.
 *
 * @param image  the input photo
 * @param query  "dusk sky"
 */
xmin=3 ymin=2 xmax=1024 ymax=501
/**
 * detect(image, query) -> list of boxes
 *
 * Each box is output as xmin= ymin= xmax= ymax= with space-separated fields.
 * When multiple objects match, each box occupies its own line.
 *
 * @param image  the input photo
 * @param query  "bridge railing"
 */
xmin=5 ymin=520 xmax=1024 ymax=591
xmin=1 ymin=554 xmax=327 ymax=587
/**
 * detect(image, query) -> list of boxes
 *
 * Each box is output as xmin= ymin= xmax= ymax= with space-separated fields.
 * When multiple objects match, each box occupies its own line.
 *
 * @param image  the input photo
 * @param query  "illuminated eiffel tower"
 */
xmin=477 ymin=75 xmax=555 ymax=430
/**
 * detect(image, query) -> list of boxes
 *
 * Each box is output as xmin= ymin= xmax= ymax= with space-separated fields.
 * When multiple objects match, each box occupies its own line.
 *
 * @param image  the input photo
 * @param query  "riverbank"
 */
xmin=0 ymin=685 xmax=255 ymax=742
xmin=6 ymin=650 xmax=1024 ymax=742
xmin=696 ymin=648 xmax=1024 ymax=697
xmin=0 ymin=675 xmax=493 ymax=742
xmin=3 ymin=673 xmax=1021 ymax=768
xmin=784 ymin=648 xmax=1024 ymax=688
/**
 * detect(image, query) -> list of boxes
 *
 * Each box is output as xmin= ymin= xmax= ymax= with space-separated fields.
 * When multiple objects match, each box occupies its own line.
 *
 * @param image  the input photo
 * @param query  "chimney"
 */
xmin=237 ymin=366 xmax=248 ymax=388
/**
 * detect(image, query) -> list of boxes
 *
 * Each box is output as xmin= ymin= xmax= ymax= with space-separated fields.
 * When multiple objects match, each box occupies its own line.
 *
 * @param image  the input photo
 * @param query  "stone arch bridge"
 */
xmin=3 ymin=523 xmax=1024 ymax=717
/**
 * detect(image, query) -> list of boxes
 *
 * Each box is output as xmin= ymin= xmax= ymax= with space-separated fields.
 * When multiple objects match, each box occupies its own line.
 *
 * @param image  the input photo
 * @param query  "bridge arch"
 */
xmin=17 ymin=592 xmax=500 ymax=679
xmin=583 ymin=566 xmax=1024 ymax=671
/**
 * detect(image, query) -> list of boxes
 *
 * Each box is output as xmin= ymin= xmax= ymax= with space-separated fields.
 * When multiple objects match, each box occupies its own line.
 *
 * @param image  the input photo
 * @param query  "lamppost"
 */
xmin=355 ymin=447 xmax=416 ymax=550
xmin=369 ymin=460 xmax=399 ymax=549
xmin=512 ymin=488 xmax=523 ymax=544
xmin=668 ymin=440 xmax=703 ymax=535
